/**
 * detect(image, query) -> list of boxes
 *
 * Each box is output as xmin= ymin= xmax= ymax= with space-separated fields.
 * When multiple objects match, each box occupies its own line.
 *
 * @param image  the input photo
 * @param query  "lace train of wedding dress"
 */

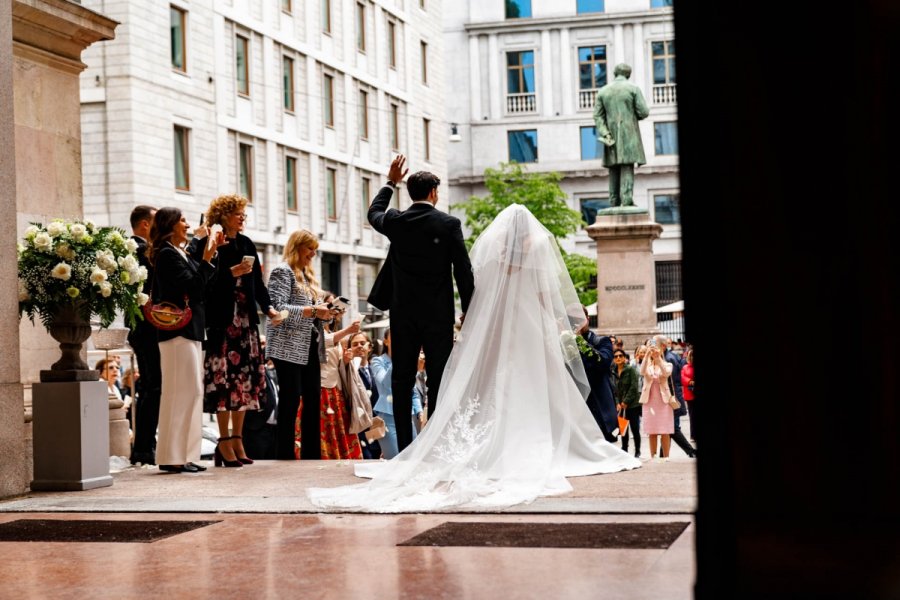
xmin=308 ymin=204 xmax=641 ymax=512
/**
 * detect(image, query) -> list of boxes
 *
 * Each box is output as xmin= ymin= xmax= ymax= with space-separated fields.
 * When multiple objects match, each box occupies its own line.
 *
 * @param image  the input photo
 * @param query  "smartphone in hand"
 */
xmin=327 ymin=295 xmax=351 ymax=311
xmin=242 ymin=255 xmax=256 ymax=267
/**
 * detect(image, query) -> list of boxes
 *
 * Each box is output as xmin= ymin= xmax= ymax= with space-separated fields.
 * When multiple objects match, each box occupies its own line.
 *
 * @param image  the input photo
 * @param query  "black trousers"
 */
xmin=272 ymin=345 xmax=321 ymax=460
xmin=129 ymin=330 xmax=161 ymax=463
xmin=671 ymin=413 xmax=696 ymax=457
xmin=390 ymin=317 xmax=454 ymax=453
xmin=620 ymin=405 xmax=642 ymax=456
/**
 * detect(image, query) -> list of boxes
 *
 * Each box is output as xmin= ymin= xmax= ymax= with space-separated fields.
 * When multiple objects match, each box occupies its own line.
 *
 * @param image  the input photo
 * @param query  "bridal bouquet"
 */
xmin=17 ymin=219 xmax=149 ymax=329
xmin=559 ymin=329 xmax=581 ymax=362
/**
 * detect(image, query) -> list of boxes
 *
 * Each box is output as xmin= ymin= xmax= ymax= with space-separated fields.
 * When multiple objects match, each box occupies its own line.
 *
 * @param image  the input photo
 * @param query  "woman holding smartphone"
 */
xmin=189 ymin=194 xmax=281 ymax=467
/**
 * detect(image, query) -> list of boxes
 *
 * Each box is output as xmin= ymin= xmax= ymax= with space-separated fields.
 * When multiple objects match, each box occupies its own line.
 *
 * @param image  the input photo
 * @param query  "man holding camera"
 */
xmin=367 ymin=155 xmax=475 ymax=453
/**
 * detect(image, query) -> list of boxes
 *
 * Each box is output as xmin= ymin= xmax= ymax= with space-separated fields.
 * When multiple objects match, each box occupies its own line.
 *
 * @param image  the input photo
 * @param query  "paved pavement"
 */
xmin=0 ymin=441 xmax=697 ymax=599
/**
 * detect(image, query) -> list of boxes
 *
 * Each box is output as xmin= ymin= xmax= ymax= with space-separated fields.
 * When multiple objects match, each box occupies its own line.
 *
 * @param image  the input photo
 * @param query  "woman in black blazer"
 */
xmin=189 ymin=195 xmax=280 ymax=467
xmin=147 ymin=207 xmax=221 ymax=474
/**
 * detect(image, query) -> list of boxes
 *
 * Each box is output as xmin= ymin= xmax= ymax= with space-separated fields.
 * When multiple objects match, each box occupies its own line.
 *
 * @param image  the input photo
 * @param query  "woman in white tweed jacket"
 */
xmin=265 ymin=230 xmax=338 ymax=460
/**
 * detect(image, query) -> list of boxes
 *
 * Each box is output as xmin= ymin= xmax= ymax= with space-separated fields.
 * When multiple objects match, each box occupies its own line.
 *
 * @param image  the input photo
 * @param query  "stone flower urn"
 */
xmin=40 ymin=303 xmax=100 ymax=382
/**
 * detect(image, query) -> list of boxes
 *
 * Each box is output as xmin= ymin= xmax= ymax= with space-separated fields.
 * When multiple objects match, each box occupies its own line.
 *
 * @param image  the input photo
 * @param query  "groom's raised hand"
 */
xmin=389 ymin=154 xmax=409 ymax=185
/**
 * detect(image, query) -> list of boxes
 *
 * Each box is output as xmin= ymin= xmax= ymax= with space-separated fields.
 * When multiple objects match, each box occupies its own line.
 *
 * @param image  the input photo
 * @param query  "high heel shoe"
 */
xmin=231 ymin=435 xmax=254 ymax=465
xmin=214 ymin=436 xmax=243 ymax=467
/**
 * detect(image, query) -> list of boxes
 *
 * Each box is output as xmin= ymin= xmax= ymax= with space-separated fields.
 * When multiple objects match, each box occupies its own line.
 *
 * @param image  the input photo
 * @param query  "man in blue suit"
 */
xmin=576 ymin=307 xmax=619 ymax=443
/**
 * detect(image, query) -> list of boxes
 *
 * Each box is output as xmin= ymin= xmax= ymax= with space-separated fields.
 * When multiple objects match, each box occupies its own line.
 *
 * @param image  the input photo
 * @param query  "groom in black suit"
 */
xmin=368 ymin=155 xmax=475 ymax=453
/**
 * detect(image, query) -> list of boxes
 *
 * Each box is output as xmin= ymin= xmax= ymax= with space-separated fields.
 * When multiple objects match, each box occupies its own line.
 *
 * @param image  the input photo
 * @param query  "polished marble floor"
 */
xmin=1 ymin=453 xmax=697 ymax=599
xmin=0 ymin=512 xmax=695 ymax=599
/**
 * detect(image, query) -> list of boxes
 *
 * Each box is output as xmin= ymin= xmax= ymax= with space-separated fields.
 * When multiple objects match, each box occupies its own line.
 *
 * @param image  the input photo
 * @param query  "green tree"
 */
xmin=455 ymin=162 xmax=597 ymax=305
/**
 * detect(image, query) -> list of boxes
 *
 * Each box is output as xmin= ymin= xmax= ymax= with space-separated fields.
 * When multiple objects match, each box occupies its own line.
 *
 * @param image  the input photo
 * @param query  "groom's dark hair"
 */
xmin=407 ymin=171 xmax=441 ymax=201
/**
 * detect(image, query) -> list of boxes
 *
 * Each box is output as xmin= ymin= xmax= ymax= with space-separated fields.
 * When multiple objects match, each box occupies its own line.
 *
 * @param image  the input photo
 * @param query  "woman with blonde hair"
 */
xmin=190 ymin=194 xmax=281 ymax=467
xmin=639 ymin=335 xmax=675 ymax=462
xmin=265 ymin=230 xmax=338 ymax=459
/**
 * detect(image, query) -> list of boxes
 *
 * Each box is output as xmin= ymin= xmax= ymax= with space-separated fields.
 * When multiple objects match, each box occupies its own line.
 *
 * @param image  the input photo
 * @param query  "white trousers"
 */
xmin=157 ymin=336 xmax=203 ymax=465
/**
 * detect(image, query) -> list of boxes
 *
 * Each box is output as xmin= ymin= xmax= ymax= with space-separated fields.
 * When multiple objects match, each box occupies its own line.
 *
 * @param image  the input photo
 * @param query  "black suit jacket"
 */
xmin=153 ymin=244 xmax=217 ymax=343
xmin=367 ymin=185 xmax=474 ymax=325
xmin=188 ymin=233 xmax=272 ymax=346
xmin=127 ymin=235 xmax=156 ymax=344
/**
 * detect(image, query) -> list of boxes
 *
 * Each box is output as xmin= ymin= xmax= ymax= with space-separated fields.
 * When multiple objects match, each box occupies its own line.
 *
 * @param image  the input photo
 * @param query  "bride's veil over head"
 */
xmin=466 ymin=204 xmax=591 ymax=400
xmin=307 ymin=203 xmax=630 ymax=512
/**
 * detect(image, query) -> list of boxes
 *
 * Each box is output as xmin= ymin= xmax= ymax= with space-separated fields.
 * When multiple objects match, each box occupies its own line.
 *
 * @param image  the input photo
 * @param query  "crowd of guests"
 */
xmin=585 ymin=332 xmax=695 ymax=462
xmin=121 ymin=199 xmax=693 ymax=473
xmin=124 ymin=200 xmax=428 ymax=474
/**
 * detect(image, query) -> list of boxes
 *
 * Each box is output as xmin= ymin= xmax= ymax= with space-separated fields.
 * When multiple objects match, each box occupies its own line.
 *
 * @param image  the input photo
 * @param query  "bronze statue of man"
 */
xmin=592 ymin=63 xmax=650 ymax=207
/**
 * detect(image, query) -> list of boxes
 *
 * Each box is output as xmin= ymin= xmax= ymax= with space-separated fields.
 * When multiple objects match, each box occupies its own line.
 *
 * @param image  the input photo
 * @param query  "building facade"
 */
xmin=79 ymin=0 xmax=446 ymax=317
xmin=443 ymin=0 xmax=681 ymax=310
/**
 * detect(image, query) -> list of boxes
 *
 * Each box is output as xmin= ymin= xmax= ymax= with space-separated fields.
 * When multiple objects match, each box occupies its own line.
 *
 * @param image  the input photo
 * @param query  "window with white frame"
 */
xmin=388 ymin=20 xmax=397 ymax=68
xmin=361 ymin=176 xmax=371 ymax=226
xmin=652 ymin=40 xmax=676 ymax=85
xmin=421 ymin=41 xmax=428 ymax=84
xmin=239 ymin=142 xmax=254 ymax=201
xmin=170 ymin=6 xmax=187 ymax=72
xmin=326 ymin=167 xmax=337 ymax=220
xmin=653 ymin=193 xmax=680 ymax=225
xmin=654 ymin=122 xmax=678 ymax=155
xmin=358 ymin=89 xmax=369 ymax=140
xmin=506 ymin=51 xmax=536 ymax=113
xmin=322 ymin=0 xmax=331 ymax=33
xmin=390 ymin=103 xmax=399 ymax=151
xmin=580 ymin=126 xmax=603 ymax=160
xmin=235 ymin=34 xmax=249 ymax=96
xmin=508 ymin=129 xmax=538 ymax=163
xmin=283 ymin=56 xmax=295 ymax=112
xmin=285 ymin=156 xmax=298 ymax=213
xmin=356 ymin=2 xmax=366 ymax=52
xmin=580 ymin=197 xmax=610 ymax=226
xmin=577 ymin=0 xmax=604 ymax=13
xmin=323 ymin=73 xmax=335 ymax=128
xmin=506 ymin=0 xmax=531 ymax=18
xmin=173 ymin=125 xmax=190 ymax=191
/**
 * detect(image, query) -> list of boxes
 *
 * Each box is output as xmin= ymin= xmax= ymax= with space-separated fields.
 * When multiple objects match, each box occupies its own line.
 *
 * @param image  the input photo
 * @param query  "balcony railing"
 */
xmin=578 ymin=89 xmax=598 ymax=110
xmin=652 ymin=83 xmax=677 ymax=105
xmin=506 ymin=93 xmax=537 ymax=114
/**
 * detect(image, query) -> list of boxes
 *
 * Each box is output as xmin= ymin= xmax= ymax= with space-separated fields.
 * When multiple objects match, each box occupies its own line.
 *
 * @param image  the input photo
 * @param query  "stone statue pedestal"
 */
xmin=586 ymin=209 xmax=663 ymax=351
xmin=31 ymin=382 xmax=113 ymax=491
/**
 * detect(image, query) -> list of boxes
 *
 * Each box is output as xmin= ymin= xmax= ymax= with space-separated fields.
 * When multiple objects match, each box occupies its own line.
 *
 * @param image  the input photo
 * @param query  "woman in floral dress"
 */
xmin=190 ymin=195 xmax=280 ymax=466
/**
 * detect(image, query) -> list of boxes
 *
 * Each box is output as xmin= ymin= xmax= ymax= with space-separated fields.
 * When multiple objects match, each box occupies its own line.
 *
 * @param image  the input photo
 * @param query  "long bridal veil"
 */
xmin=308 ymin=204 xmax=640 ymax=512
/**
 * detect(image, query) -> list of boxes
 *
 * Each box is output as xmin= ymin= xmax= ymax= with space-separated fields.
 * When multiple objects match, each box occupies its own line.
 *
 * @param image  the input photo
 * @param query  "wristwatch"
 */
xmin=385 ymin=180 xmax=397 ymax=189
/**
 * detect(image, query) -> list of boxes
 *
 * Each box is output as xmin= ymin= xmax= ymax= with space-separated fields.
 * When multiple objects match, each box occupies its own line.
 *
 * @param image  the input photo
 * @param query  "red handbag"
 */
xmin=142 ymin=294 xmax=192 ymax=331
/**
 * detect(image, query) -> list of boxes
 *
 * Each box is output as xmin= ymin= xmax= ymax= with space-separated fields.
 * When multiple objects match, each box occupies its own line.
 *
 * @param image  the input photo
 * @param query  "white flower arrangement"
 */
xmin=18 ymin=219 xmax=148 ymax=329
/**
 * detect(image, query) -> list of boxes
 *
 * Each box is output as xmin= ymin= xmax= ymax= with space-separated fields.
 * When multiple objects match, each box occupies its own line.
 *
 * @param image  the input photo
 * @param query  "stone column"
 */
xmin=586 ymin=210 xmax=662 ymax=350
xmin=8 ymin=0 xmax=117 ymax=495
xmin=0 ymin=0 xmax=26 ymax=499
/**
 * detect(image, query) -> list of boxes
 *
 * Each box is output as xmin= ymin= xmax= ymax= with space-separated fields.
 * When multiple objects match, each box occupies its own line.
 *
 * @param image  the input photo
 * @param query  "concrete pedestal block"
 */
xmin=31 ymin=381 xmax=113 ymax=491
xmin=108 ymin=393 xmax=130 ymax=458
xmin=108 ymin=403 xmax=131 ymax=458
xmin=586 ymin=210 xmax=664 ymax=350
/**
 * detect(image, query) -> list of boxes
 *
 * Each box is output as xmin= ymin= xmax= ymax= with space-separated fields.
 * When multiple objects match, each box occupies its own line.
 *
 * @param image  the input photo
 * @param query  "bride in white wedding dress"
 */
xmin=308 ymin=204 xmax=640 ymax=512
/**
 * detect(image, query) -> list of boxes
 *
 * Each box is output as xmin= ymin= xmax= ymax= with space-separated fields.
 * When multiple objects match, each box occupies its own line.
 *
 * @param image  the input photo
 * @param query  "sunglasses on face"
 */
xmin=613 ymin=354 xmax=625 ymax=359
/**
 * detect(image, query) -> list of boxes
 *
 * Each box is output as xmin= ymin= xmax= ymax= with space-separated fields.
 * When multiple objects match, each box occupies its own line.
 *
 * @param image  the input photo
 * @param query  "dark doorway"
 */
xmin=676 ymin=3 xmax=900 ymax=598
